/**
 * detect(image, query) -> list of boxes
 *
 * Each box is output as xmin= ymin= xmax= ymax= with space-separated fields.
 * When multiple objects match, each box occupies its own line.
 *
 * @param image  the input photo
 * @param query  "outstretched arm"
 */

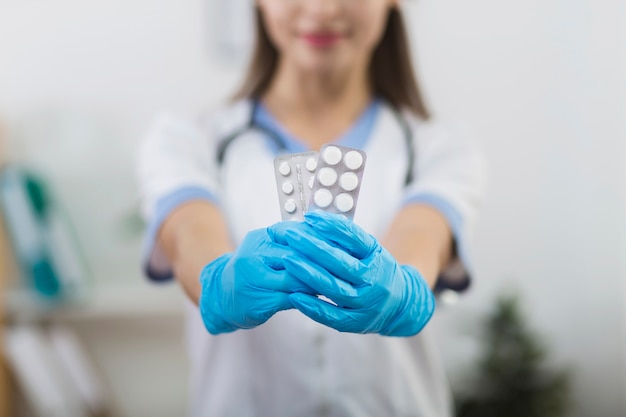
xmin=157 ymin=201 xmax=233 ymax=305
xmin=381 ymin=203 xmax=453 ymax=289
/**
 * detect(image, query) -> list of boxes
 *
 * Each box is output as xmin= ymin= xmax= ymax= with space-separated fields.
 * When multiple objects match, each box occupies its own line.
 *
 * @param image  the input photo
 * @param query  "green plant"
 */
xmin=455 ymin=295 xmax=572 ymax=417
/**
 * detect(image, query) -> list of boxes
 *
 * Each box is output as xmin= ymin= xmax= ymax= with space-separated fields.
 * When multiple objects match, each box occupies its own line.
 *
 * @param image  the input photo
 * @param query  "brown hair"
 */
xmin=234 ymin=6 xmax=430 ymax=119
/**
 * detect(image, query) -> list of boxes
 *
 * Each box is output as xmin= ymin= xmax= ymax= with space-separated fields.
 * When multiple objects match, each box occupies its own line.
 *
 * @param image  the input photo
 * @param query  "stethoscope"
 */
xmin=216 ymin=100 xmax=416 ymax=186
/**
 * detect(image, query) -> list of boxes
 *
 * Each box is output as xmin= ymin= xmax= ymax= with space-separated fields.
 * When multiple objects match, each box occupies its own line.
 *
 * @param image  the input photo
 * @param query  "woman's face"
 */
xmin=257 ymin=0 xmax=398 ymax=75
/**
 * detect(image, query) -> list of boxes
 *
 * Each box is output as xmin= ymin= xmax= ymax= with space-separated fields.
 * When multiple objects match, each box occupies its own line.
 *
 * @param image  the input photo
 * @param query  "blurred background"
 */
xmin=0 ymin=1 xmax=624 ymax=416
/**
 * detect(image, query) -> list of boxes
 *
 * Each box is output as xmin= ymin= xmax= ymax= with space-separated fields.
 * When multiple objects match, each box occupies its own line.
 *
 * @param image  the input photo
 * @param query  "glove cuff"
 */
xmin=382 ymin=265 xmax=436 ymax=337
xmin=198 ymin=254 xmax=238 ymax=335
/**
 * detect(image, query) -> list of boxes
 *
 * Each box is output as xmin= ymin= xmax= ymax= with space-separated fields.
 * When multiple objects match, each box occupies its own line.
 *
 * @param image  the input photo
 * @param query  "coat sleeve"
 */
xmin=136 ymin=113 xmax=222 ymax=281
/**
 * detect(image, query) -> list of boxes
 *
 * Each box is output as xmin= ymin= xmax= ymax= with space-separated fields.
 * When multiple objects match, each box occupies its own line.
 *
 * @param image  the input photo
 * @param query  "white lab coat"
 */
xmin=137 ymin=100 xmax=486 ymax=417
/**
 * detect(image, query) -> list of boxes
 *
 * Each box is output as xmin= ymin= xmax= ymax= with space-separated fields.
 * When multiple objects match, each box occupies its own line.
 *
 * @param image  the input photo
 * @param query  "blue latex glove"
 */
xmin=199 ymin=227 xmax=313 ymax=335
xmin=268 ymin=211 xmax=436 ymax=337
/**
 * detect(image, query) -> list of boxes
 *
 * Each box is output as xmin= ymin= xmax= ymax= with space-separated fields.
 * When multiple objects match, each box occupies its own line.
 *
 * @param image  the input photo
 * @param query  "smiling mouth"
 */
xmin=301 ymin=33 xmax=344 ymax=48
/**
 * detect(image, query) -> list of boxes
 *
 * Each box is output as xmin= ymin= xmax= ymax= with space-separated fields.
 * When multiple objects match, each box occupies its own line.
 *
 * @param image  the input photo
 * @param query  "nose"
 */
xmin=302 ymin=0 xmax=341 ymax=19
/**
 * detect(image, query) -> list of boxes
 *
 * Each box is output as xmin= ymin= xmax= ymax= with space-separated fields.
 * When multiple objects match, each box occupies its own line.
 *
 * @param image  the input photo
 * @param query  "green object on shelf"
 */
xmin=25 ymin=174 xmax=48 ymax=218
xmin=0 ymin=166 xmax=91 ymax=301
xmin=31 ymin=258 xmax=61 ymax=297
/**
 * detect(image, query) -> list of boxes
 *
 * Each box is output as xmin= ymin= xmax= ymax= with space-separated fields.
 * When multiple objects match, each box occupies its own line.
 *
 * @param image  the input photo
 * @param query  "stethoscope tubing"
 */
xmin=216 ymin=101 xmax=415 ymax=186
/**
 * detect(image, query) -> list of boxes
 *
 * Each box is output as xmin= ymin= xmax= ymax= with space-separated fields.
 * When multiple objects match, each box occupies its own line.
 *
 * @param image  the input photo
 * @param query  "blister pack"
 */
xmin=274 ymin=145 xmax=367 ymax=221
xmin=273 ymin=151 xmax=319 ymax=221
xmin=308 ymin=144 xmax=367 ymax=220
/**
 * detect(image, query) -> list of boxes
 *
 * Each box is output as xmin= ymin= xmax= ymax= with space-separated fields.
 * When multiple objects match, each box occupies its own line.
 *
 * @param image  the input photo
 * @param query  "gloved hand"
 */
xmin=199 ymin=227 xmax=313 ymax=335
xmin=268 ymin=211 xmax=436 ymax=337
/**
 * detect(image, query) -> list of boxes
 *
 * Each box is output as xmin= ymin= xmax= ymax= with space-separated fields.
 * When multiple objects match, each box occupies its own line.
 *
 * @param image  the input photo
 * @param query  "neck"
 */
xmin=263 ymin=57 xmax=372 ymax=122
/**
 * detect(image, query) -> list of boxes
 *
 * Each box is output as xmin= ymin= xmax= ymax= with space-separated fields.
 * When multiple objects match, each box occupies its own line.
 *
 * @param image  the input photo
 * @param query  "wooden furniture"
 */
xmin=0 ymin=216 xmax=13 ymax=417
xmin=0 ymin=219 xmax=13 ymax=416
xmin=0 ymin=120 xmax=13 ymax=417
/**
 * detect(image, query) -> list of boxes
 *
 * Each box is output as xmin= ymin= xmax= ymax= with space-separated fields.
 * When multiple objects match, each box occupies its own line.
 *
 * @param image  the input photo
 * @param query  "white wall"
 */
xmin=1 ymin=1 xmax=624 ymax=416
xmin=407 ymin=2 xmax=626 ymax=416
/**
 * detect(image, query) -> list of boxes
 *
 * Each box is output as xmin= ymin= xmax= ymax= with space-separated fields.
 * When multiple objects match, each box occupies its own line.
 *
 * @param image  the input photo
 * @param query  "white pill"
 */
xmin=305 ymin=157 xmax=318 ymax=172
xmin=318 ymin=167 xmax=337 ymax=187
xmin=284 ymin=199 xmax=297 ymax=213
xmin=334 ymin=193 xmax=354 ymax=213
xmin=322 ymin=146 xmax=342 ymax=165
xmin=279 ymin=161 xmax=291 ymax=176
xmin=313 ymin=189 xmax=333 ymax=208
xmin=344 ymin=151 xmax=363 ymax=170
xmin=282 ymin=182 xmax=294 ymax=195
xmin=308 ymin=176 xmax=314 ymax=189
xmin=339 ymin=172 xmax=359 ymax=191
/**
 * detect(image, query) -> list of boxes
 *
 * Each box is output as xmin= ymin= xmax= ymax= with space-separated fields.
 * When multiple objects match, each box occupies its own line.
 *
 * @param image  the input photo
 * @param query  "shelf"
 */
xmin=4 ymin=280 xmax=185 ymax=322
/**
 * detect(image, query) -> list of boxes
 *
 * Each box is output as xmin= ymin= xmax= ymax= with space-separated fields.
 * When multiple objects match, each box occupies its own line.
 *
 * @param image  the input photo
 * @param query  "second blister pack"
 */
xmin=273 ymin=151 xmax=318 ymax=221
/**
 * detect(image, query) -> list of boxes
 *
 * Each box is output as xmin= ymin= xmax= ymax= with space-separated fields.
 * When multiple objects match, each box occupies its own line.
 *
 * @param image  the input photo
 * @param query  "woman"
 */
xmin=138 ymin=1 xmax=485 ymax=416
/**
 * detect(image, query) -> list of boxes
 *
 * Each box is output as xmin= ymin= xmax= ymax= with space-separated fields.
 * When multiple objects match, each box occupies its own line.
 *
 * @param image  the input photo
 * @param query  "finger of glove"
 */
xmin=283 ymin=255 xmax=364 ymax=309
xmin=266 ymin=220 xmax=307 ymax=246
xmin=239 ymin=229 xmax=295 ymax=270
xmin=228 ymin=291 xmax=294 ymax=330
xmin=289 ymin=293 xmax=374 ymax=334
xmin=244 ymin=264 xmax=316 ymax=295
xmin=283 ymin=228 xmax=369 ymax=286
xmin=256 ymin=241 xmax=294 ymax=270
xmin=304 ymin=211 xmax=377 ymax=259
xmin=252 ymin=291 xmax=295 ymax=317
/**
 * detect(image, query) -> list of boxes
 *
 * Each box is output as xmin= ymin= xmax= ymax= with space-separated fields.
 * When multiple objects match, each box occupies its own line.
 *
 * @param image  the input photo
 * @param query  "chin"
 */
xmin=296 ymin=52 xmax=352 ymax=77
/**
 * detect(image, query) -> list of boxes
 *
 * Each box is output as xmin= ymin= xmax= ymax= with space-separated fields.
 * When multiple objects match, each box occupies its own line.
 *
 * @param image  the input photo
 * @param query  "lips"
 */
xmin=301 ymin=33 xmax=343 ymax=47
